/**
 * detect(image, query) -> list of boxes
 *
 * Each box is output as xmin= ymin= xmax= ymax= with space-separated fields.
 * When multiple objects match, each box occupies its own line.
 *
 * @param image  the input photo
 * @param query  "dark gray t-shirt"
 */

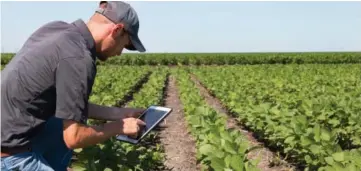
xmin=1 ymin=19 xmax=97 ymax=149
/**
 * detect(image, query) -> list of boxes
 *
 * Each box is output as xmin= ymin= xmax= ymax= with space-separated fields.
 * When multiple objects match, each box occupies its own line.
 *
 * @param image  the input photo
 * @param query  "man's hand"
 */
xmin=118 ymin=117 xmax=146 ymax=138
xmin=62 ymin=117 xmax=146 ymax=149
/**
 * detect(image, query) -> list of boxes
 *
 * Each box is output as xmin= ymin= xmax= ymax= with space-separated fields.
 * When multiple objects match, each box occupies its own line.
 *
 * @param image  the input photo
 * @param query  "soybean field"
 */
xmin=1 ymin=52 xmax=361 ymax=171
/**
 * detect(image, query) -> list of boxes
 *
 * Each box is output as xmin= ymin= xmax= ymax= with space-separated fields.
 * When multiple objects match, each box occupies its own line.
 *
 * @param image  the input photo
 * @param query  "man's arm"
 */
xmin=87 ymin=103 xmax=144 ymax=121
xmin=62 ymin=119 xmax=118 ymax=149
xmin=62 ymin=118 xmax=144 ymax=149
xmin=54 ymin=57 xmax=144 ymax=149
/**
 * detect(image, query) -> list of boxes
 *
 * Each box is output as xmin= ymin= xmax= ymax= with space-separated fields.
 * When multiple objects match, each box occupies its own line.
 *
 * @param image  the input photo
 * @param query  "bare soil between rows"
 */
xmin=157 ymin=75 xmax=200 ymax=171
xmin=190 ymin=74 xmax=297 ymax=171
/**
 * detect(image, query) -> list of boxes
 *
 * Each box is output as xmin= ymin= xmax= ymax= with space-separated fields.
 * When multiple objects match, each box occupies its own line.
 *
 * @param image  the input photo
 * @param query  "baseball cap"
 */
xmin=95 ymin=1 xmax=146 ymax=52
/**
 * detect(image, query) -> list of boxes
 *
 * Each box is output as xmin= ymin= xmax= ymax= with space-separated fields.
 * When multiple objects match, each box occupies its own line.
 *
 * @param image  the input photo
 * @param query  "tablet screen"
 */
xmin=137 ymin=108 xmax=168 ymax=139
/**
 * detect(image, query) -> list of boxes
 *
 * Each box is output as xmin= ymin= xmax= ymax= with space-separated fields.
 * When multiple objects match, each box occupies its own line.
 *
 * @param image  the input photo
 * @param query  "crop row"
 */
xmin=89 ymin=66 xmax=152 ymax=106
xmin=72 ymin=67 xmax=169 ymax=170
xmin=1 ymin=53 xmax=13 ymax=65
xmin=173 ymin=68 xmax=259 ymax=171
xmin=127 ymin=66 xmax=169 ymax=108
xmin=191 ymin=64 xmax=361 ymax=170
xmin=2 ymin=52 xmax=361 ymax=66
xmin=102 ymin=52 xmax=361 ymax=65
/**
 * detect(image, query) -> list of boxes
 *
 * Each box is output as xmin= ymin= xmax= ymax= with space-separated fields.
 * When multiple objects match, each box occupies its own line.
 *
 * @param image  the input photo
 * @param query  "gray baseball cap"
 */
xmin=96 ymin=1 xmax=146 ymax=52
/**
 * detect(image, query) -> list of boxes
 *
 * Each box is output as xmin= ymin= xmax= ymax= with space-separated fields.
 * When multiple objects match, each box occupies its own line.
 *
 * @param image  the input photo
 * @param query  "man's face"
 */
xmin=97 ymin=24 xmax=132 ymax=61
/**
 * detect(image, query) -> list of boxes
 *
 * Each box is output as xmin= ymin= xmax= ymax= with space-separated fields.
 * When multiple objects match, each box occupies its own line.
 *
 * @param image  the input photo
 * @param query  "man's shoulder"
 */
xmin=29 ymin=20 xmax=72 ymax=41
xmin=8 ymin=19 xmax=96 ymax=71
xmin=22 ymin=20 xmax=82 ymax=52
xmin=35 ymin=20 xmax=93 ymax=60
xmin=54 ymin=21 xmax=95 ymax=61
xmin=43 ymin=20 xmax=70 ymax=27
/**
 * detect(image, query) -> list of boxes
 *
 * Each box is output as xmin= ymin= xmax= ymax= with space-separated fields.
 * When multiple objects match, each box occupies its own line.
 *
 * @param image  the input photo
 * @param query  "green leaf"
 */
xmin=330 ymin=161 xmax=346 ymax=170
xmin=222 ymin=131 xmax=234 ymax=142
xmin=224 ymin=155 xmax=232 ymax=168
xmin=309 ymin=145 xmax=321 ymax=154
xmin=325 ymin=157 xmax=334 ymax=165
xmin=230 ymin=155 xmax=244 ymax=171
xmin=345 ymin=164 xmax=357 ymax=171
xmin=332 ymin=152 xmax=345 ymax=162
xmin=284 ymin=136 xmax=295 ymax=144
xmin=317 ymin=113 xmax=326 ymax=120
xmin=224 ymin=141 xmax=237 ymax=154
xmin=199 ymin=144 xmax=214 ymax=155
xmin=71 ymin=162 xmax=86 ymax=171
xmin=352 ymin=136 xmax=361 ymax=146
xmin=314 ymin=124 xmax=321 ymax=142
xmin=210 ymin=157 xmax=226 ymax=171
xmin=321 ymin=128 xmax=331 ymax=141
xmin=328 ymin=119 xmax=340 ymax=126
xmin=304 ymin=155 xmax=312 ymax=164
xmin=296 ymin=115 xmax=307 ymax=125
xmin=74 ymin=148 xmax=82 ymax=153
xmin=300 ymin=136 xmax=312 ymax=147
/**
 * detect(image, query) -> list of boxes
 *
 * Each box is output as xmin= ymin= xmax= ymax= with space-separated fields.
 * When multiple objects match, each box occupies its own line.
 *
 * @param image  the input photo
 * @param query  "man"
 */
xmin=1 ymin=1 xmax=147 ymax=170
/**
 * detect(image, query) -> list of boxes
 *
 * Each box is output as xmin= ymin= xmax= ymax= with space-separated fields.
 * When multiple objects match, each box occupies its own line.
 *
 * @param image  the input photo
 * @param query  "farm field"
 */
xmin=1 ymin=52 xmax=361 ymax=171
xmin=191 ymin=64 xmax=361 ymax=171
xmin=2 ymin=52 xmax=361 ymax=66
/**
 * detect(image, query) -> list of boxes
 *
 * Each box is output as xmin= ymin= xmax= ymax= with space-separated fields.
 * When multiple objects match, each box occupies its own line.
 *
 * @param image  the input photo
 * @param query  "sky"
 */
xmin=1 ymin=1 xmax=361 ymax=53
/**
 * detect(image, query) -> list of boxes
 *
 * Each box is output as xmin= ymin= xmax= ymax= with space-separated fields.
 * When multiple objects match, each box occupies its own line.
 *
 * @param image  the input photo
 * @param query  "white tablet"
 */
xmin=116 ymin=105 xmax=172 ymax=144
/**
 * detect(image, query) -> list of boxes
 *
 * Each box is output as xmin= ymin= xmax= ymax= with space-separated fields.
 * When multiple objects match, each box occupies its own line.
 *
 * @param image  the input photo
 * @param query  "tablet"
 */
xmin=116 ymin=105 xmax=172 ymax=144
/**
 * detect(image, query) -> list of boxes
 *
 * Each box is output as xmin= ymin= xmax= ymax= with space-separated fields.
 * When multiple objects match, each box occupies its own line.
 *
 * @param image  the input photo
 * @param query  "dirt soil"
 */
xmin=190 ymin=74 xmax=297 ymax=171
xmin=157 ymin=76 xmax=200 ymax=171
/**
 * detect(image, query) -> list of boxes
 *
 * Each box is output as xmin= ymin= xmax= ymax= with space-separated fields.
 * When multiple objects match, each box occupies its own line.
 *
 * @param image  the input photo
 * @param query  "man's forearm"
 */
xmin=88 ymin=103 xmax=138 ymax=121
xmin=63 ymin=119 xmax=120 ymax=149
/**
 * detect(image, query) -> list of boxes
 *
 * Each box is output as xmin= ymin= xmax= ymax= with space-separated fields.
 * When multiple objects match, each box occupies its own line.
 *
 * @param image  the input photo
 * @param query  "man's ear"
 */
xmin=116 ymin=23 xmax=126 ymax=36
xmin=111 ymin=23 xmax=125 ymax=37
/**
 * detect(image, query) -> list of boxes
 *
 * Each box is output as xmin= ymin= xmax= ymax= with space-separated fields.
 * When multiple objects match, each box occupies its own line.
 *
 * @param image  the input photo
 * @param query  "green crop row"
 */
xmin=191 ymin=64 xmax=361 ymax=170
xmin=2 ymin=52 xmax=361 ymax=66
xmin=173 ymin=68 xmax=259 ymax=171
xmin=127 ymin=66 xmax=169 ymax=108
xmin=1 ymin=53 xmax=14 ymax=65
xmin=103 ymin=52 xmax=361 ymax=65
xmin=89 ymin=66 xmax=151 ymax=106
xmin=71 ymin=66 xmax=168 ymax=171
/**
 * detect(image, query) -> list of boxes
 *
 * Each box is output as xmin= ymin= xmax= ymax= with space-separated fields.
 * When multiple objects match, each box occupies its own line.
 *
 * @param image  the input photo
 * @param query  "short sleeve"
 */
xmin=55 ymin=57 xmax=95 ymax=123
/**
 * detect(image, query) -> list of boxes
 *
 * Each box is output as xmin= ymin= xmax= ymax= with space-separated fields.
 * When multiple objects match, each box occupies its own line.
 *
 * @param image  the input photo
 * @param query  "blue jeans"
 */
xmin=1 ymin=117 xmax=73 ymax=171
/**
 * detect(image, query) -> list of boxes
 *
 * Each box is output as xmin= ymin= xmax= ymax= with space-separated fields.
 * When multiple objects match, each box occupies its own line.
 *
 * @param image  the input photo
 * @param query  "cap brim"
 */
xmin=126 ymin=34 xmax=146 ymax=52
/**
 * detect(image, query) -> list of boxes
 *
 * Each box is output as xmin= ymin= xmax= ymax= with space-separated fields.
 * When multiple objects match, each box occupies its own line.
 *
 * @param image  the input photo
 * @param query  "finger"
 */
xmin=136 ymin=119 xmax=146 ymax=126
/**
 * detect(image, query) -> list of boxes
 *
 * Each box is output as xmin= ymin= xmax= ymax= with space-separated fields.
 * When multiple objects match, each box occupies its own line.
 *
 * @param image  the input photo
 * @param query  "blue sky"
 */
xmin=1 ymin=1 xmax=360 ymax=53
